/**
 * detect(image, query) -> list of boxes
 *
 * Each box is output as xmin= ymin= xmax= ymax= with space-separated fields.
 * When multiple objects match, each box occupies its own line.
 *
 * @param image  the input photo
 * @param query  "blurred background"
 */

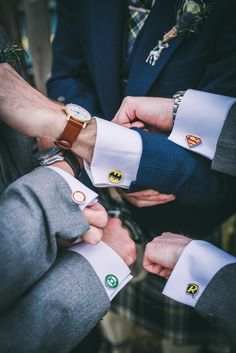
xmin=0 ymin=0 xmax=56 ymax=94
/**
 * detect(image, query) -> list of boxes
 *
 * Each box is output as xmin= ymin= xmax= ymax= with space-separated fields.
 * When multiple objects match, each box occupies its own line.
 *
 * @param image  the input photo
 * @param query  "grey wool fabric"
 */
xmin=212 ymin=104 xmax=236 ymax=177
xmin=0 ymin=25 xmax=110 ymax=352
xmin=194 ymin=104 xmax=236 ymax=345
xmin=0 ymin=103 xmax=110 ymax=351
xmin=195 ymin=264 xmax=236 ymax=345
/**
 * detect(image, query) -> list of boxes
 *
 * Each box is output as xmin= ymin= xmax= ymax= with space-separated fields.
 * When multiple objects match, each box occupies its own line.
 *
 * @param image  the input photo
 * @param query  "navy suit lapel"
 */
xmin=88 ymin=0 xmax=127 ymax=119
xmin=125 ymin=0 xmax=185 ymax=96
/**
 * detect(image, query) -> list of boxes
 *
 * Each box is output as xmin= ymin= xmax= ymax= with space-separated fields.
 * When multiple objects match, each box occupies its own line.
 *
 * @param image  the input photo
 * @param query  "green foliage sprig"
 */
xmin=0 ymin=43 xmax=27 ymax=68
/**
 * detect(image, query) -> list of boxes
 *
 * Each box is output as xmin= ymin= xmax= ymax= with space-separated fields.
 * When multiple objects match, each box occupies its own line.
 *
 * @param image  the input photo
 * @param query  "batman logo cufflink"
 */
xmin=108 ymin=169 xmax=123 ymax=184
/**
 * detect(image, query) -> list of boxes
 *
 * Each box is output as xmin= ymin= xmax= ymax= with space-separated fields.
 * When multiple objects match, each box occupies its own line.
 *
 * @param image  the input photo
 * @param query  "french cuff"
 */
xmin=163 ymin=240 xmax=236 ymax=307
xmin=68 ymin=241 xmax=132 ymax=300
xmin=47 ymin=166 xmax=98 ymax=210
xmin=168 ymin=89 xmax=236 ymax=159
xmin=84 ymin=117 xmax=142 ymax=188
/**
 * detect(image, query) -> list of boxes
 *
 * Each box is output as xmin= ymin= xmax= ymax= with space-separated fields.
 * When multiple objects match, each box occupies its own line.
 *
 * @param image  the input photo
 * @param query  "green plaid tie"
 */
xmin=128 ymin=0 xmax=153 ymax=54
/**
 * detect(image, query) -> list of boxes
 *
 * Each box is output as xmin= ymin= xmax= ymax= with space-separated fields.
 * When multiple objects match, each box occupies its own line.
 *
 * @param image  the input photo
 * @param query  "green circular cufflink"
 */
xmin=105 ymin=274 xmax=119 ymax=289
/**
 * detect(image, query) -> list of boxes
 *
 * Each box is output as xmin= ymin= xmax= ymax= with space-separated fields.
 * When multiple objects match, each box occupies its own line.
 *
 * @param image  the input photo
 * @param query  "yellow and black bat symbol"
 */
xmin=108 ymin=169 xmax=123 ymax=183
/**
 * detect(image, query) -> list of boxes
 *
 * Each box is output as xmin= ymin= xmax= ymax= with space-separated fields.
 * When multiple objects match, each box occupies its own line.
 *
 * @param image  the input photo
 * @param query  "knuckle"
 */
xmin=145 ymin=242 xmax=152 ymax=252
xmin=1 ymin=62 xmax=11 ymax=71
xmin=162 ymin=232 xmax=170 ymax=236
xmin=123 ymin=96 xmax=133 ymax=105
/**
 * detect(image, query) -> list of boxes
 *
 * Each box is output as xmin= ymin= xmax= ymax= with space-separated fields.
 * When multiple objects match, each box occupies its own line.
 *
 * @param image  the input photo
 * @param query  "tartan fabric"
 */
xmin=111 ymin=227 xmax=231 ymax=351
xmin=99 ymin=190 xmax=231 ymax=350
xmin=128 ymin=0 xmax=153 ymax=54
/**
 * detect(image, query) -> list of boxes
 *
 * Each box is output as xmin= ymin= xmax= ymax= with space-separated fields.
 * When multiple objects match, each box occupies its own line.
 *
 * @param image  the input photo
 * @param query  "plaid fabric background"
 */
xmin=100 ymin=189 xmax=231 ymax=350
xmin=128 ymin=0 xmax=153 ymax=54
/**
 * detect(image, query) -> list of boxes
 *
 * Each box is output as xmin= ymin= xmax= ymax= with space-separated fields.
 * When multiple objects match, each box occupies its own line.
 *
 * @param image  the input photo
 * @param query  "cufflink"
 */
xmin=186 ymin=135 xmax=202 ymax=148
xmin=186 ymin=283 xmax=199 ymax=298
xmin=71 ymin=190 xmax=86 ymax=205
xmin=105 ymin=274 xmax=119 ymax=289
xmin=108 ymin=170 xmax=123 ymax=184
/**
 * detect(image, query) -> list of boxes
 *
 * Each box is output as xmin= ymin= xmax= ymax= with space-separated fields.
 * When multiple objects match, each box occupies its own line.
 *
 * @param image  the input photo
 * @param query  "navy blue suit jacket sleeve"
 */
xmin=47 ymin=0 xmax=101 ymax=115
xmin=129 ymin=129 xmax=236 ymax=208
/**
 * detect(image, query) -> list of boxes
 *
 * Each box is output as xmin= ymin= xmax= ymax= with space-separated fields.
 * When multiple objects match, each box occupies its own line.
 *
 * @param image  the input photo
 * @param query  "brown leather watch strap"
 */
xmin=55 ymin=117 xmax=84 ymax=149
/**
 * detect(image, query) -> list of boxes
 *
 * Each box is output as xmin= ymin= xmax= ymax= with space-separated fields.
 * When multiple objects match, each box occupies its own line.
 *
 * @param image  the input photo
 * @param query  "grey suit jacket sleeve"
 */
xmin=212 ymin=104 xmax=236 ymax=177
xmin=0 ymin=251 xmax=110 ymax=353
xmin=195 ymin=263 xmax=236 ymax=345
xmin=0 ymin=166 xmax=89 ymax=312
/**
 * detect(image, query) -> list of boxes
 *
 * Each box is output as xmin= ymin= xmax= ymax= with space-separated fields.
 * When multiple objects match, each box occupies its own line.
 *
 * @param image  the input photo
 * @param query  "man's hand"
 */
xmin=0 ymin=64 xmax=96 ymax=162
xmin=102 ymin=217 xmax=137 ymax=266
xmin=113 ymin=96 xmax=174 ymax=132
xmin=143 ymin=232 xmax=192 ymax=279
xmin=82 ymin=203 xmax=108 ymax=244
xmin=57 ymin=202 xmax=108 ymax=247
xmin=118 ymin=189 xmax=176 ymax=207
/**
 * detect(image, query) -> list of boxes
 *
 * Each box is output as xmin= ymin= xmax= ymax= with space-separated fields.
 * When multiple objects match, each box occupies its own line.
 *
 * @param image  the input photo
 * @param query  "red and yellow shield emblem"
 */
xmin=186 ymin=135 xmax=202 ymax=148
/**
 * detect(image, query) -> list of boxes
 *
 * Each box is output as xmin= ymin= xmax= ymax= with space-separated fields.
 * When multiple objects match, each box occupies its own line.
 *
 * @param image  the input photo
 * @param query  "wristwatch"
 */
xmin=172 ymin=91 xmax=186 ymax=123
xmin=55 ymin=103 xmax=92 ymax=150
xmin=35 ymin=146 xmax=82 ymax=178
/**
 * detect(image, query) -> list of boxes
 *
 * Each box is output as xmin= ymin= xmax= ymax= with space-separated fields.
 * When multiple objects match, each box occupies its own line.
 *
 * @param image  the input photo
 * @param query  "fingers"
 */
xmin=159 ymin=269 xmax=172 ymax=279
xmin=143 ymin=232 xmax=192 ymax=276
xmin=143 ymin=246 xmax=171 ymax=278
xmin=82 ymin=203 xmax=108 ymax=244
xmin=82 ymin=226 xmax=103 ymax=244
xmin=83 ymin=202 xmax=108 ymax=228
xmin=130 ymin=121 xmax=146 ymax=129
xmin=120 ymin=189 xmax=176 ymax=207
xmin=113 ymin=96 xmax=139 ymax=127
xmin=126 ymin=198 xmax=172 ymax=207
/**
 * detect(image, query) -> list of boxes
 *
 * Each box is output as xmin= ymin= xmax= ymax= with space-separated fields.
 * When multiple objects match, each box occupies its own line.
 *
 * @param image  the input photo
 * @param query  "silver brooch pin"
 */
xmin=145 ymin=0 xmax=215 ymax=67
xmin=146 ymin=40 xmax=169 ymax=66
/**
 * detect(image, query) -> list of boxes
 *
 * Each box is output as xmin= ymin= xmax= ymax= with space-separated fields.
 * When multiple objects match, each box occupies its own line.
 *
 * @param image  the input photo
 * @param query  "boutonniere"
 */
xmin=146 ymin=0 xmax=215 ymax=66
xmin=0 ymin=43 xmax=27 ymax=68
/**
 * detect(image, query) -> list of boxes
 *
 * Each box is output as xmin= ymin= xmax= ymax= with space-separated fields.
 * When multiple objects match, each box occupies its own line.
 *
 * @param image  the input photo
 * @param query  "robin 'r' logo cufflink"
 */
xmin=186 ymin=135 xmax=202 ymax=148
xmin=186 ymin=283 xmax=199 ymax=298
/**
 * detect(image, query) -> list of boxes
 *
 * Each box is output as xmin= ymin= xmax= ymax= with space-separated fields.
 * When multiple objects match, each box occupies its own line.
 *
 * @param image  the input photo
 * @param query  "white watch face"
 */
xmin=65 ymin=103 xmax=92 ymax=122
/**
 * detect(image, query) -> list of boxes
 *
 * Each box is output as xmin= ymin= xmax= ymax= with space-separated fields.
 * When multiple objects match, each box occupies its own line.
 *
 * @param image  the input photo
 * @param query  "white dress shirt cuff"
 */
xmin=68 ymin=241 xmax=132 ymax=300
xmin=169 ymin=89 xmax=236 ymax=159
xmin=47 ymin=166 xmax=98 ymax=210
xmin=163 ymin=240 xmax=236 ymax=307
xmin=84 ymin=117 xmax=142 ymax=188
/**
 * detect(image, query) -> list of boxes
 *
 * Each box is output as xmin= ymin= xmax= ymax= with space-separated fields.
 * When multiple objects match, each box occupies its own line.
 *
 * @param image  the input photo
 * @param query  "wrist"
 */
xmin=51 ymin=160 xmax=74 ymax=176
xmin=36 ymin=146 xmax=81 ymax=178
xmin=71 ymin=118 xmax=97 ymax=163
xmin=41 ymin=103 xmax=67 ymax=141
xmin=165 ymin=98 xmax=174 ymax=130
